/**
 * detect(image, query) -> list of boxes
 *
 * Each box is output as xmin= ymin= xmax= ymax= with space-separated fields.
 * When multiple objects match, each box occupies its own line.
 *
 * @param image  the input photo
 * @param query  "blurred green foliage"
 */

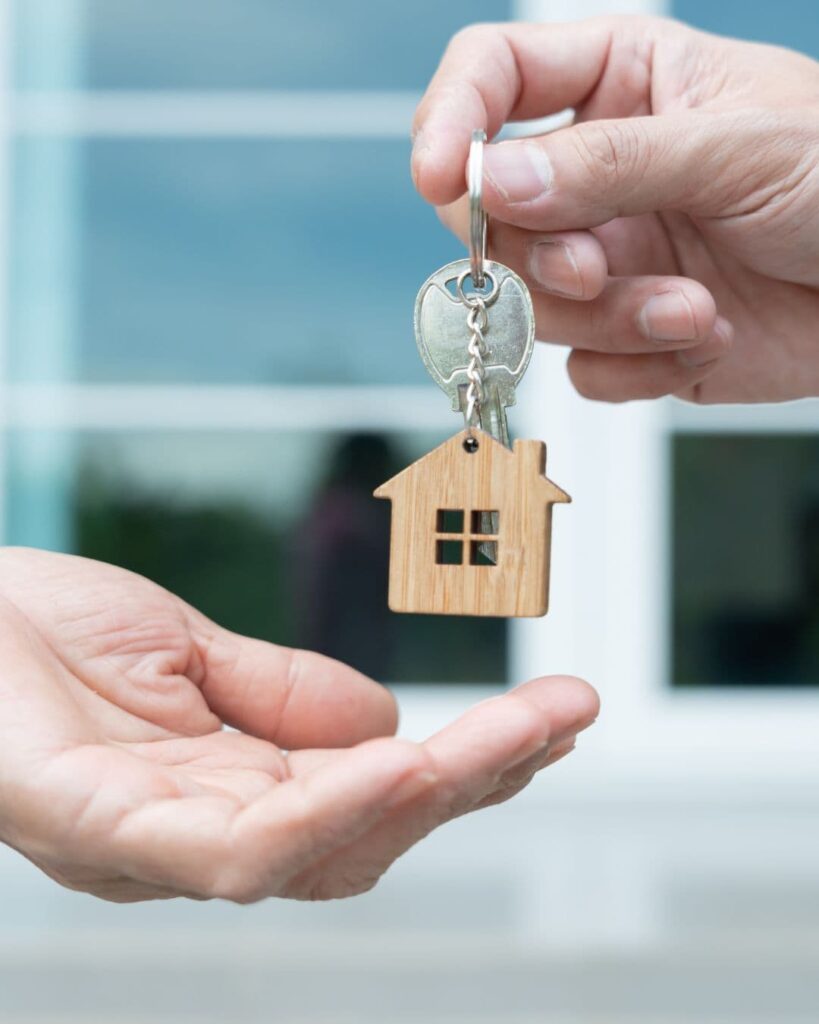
xmin=74 ymin=466 xmax=507 ymax=685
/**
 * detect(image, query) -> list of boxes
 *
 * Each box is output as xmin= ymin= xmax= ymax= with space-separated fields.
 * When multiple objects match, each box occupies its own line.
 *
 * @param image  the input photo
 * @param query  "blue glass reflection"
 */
xmin=674 ymin=0 xmax=819 ymax=57
xmin=10 ymin=138 xmax=464 ymax=384
xmin=15 ymin=0 xmax=512 ymax=91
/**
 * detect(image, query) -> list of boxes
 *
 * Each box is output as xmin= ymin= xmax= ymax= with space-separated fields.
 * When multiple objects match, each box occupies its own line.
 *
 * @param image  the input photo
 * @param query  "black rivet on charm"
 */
xmin=463 ymin=437 xmax=480 ymax=454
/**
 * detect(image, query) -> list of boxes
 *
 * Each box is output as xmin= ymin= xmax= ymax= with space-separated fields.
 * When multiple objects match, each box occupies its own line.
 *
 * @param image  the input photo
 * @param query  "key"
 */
xmin=374 ymin=129 xmax=569 ymax=617
xmin=414 ymin=257 xmax=535 ymax=448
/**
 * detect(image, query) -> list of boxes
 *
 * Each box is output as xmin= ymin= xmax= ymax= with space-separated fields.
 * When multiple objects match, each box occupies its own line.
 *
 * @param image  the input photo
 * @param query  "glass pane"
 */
xmin=4 ymin=428 xmax=508 ymax=684
xmin=674 ymin=0 xmax=819 ymax=57
xmin=9 ymin=138 xmax=462 ymax=385
xmin=13 ymin=0 xmax=512 ymax=91
xmin=672 ymin=434 xmax=819 ymax=687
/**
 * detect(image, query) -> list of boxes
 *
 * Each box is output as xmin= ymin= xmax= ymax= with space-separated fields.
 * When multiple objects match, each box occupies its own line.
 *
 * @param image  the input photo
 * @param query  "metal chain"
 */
xmin=464 ymin=297 xmax=488 ymax=429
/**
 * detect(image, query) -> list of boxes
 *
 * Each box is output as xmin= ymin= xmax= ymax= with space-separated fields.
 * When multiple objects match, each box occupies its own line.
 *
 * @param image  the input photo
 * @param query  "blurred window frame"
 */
xmin=1 ymin=0 xmax=818 ymax=800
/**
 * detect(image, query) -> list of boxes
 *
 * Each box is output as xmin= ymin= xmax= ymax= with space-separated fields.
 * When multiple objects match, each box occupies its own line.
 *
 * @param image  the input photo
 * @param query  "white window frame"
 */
xmin=1 ymin=0 xmax=818 ymax=801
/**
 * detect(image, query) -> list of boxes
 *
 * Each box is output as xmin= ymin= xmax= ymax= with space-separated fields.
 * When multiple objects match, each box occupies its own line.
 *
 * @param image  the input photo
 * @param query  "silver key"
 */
xmin=414 ymin=257 xmax=535 ymax=448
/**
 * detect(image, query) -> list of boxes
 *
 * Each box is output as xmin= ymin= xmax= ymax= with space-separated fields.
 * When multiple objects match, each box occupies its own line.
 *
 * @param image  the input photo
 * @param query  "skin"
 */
xmin=412 ymin=16 xmax=819 ymax=403
xmin=0 ymin=548 xmax=598 ymax=903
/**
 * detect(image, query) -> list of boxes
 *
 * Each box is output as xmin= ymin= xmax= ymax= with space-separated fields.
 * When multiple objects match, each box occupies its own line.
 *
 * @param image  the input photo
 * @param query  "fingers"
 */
xmin=526 ymin=232 xmax=609 ymax=301
xmin=193 ymin=626 xmax=398 ymax=750
xmin=473 ymin=735 xmax=578 ymax=812
xmin=568 ymin=318 xmax=734 ymax=401
xmin=480 ymin=111 xmax=783 ymax=231
xmin=439 ymin=196 xmax=721 ymax=354
xmin=505 ymin=675 xmax=600 ymax=739
xmin=106 ymin=737 xmax=436 ymax=902
xmin=282 ymin=676 xmax=599 ymax=900
xmin=440 ymin=194 xmax=680 ymax=285
xmin=419 ymin=682 xmax=564 ymax=806
xmin=533 ymin=277 xmax=719 ymax=353
xmin=46 ymin=680 xmax=597 ymax=903
xmin=412 ymin=19 xmax=619 ymax=204
xmin=440 ymin=196 xmax=609 ymax=299
xmin=440 ymin=192 xmax=721 ymax=349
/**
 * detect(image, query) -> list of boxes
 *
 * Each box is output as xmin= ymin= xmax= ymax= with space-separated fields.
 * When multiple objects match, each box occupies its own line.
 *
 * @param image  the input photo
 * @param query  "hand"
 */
xmin=0 ymin=547 xmax=598 ymax=903
xmin=412 ymin=16 xmax=819 ymax=404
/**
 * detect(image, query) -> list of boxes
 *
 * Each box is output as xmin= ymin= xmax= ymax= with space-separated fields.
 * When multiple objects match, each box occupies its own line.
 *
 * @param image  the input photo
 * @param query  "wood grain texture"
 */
xmin=374 ymin=429 xmax=570 ymax=618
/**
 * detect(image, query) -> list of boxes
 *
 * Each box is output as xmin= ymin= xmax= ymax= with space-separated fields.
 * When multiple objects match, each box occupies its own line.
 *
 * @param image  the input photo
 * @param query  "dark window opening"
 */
xmin=672 ymin=433 xmax=819 ymax=687
xmin=435 ymin=508 xmax=501 ymax=568
xmin=437 ymin=509 xmax=465 ymax=533
xmin=436 ymin=539 xmax=464 ymax=565
xmin=470 ymin=541 xmax=498 ymax=567
xmin=471 ymin=510 xmax=499 ymax=535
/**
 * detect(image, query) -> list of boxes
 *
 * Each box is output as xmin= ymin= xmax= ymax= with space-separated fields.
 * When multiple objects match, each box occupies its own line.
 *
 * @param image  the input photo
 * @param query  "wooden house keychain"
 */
xmin=375 ymin=130 xmax=569 ymax=618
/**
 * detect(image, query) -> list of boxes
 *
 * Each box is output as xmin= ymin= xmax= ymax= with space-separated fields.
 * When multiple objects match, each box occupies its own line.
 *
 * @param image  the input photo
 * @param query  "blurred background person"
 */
xmin=295 ymin=432 xmax=397 ymax=680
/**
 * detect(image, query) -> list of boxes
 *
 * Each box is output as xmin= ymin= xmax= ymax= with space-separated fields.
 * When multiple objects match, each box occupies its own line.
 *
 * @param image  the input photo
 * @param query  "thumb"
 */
xmin=197 ymin=628 xmax=398 ymax=750
xmin=481 ymin=111 xmax=773 ymax=231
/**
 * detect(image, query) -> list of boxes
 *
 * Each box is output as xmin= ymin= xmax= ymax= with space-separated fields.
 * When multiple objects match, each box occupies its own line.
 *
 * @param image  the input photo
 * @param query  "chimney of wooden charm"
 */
xmin=513 ymin=438 xmax=546 ymax=480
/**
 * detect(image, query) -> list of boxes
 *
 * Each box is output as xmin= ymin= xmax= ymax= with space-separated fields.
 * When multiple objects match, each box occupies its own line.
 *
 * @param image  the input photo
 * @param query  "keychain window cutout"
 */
xmin=470 ymin=541 xmax=498 ymax=567
xmin=471 ymin=510 xmax=499 ymax=534
xmin=375 ymin=431 xmax=570 ymax=617
xmin=436 ymin=509 xmax=465 ymax=534
xmin=435 ymin=507 xmax=500 ymax=569
xmin=436 ymin=539 xmax=464 ymax=565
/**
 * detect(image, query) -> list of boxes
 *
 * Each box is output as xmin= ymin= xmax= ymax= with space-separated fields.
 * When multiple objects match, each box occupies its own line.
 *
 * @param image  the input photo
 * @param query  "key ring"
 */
xmin=468 ymin=129 xmax=488 ymax=288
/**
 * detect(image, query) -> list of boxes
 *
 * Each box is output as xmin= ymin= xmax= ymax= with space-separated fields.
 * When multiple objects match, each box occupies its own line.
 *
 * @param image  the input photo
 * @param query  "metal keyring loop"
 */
xmin=456 ymin=268 xmax=499 ymax=307
xmin=468 ymin=129 xmax=488 ymax=288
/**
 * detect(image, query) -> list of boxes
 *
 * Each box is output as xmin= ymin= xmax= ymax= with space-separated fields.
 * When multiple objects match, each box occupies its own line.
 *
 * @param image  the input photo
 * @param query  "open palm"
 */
xmin=0 ymin=547 xmax=597 ymax=903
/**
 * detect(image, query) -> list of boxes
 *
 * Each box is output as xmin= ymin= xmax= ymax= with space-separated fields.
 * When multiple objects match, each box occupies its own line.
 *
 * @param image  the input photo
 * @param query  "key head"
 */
xmin=414 ymin=258 xmax=535 ymax=411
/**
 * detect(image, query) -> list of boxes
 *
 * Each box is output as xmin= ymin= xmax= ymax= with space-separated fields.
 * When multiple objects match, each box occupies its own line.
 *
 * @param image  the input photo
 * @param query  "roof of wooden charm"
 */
xmin=374 ymin=429 xmax=570 ymax=505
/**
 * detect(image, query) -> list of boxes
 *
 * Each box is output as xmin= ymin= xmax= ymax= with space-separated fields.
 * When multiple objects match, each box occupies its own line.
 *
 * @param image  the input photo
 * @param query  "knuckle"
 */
xmin=436 ymin=779 xmax=474 ymax=821
xmin=718 ymin=110 xmax=817 ymax=217
xmin=367 ymin=736 xmax=436 ymax=784
xmin=394 ymin=737 xmax=437 ymax=776
xmin=572 ymin=121 xmax=647 ymax=197
xmin=503 ymin=694 xmax=550 ymax=749
xmin=445 ymin=23 xmax=517 ymax=114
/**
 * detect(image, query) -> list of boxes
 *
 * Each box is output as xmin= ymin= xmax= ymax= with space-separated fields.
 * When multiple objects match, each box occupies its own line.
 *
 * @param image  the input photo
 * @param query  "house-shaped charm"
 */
xmin=374 ymin=430 xmax=570 ymax=618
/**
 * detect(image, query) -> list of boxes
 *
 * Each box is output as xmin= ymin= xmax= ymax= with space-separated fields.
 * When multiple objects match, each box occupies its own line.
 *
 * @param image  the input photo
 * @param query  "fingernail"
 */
xmin=529 ymin=240 xmax=584 ymax=297
xmin=385 ymin=769 xmax=437 ymax=810
xmin=638 ymin=290 xmax=697 ymax=341
xmin=676 ymin=317 xmax=733 ymax=368
xmin=484 ymin=141 xmax=553 ymax=203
